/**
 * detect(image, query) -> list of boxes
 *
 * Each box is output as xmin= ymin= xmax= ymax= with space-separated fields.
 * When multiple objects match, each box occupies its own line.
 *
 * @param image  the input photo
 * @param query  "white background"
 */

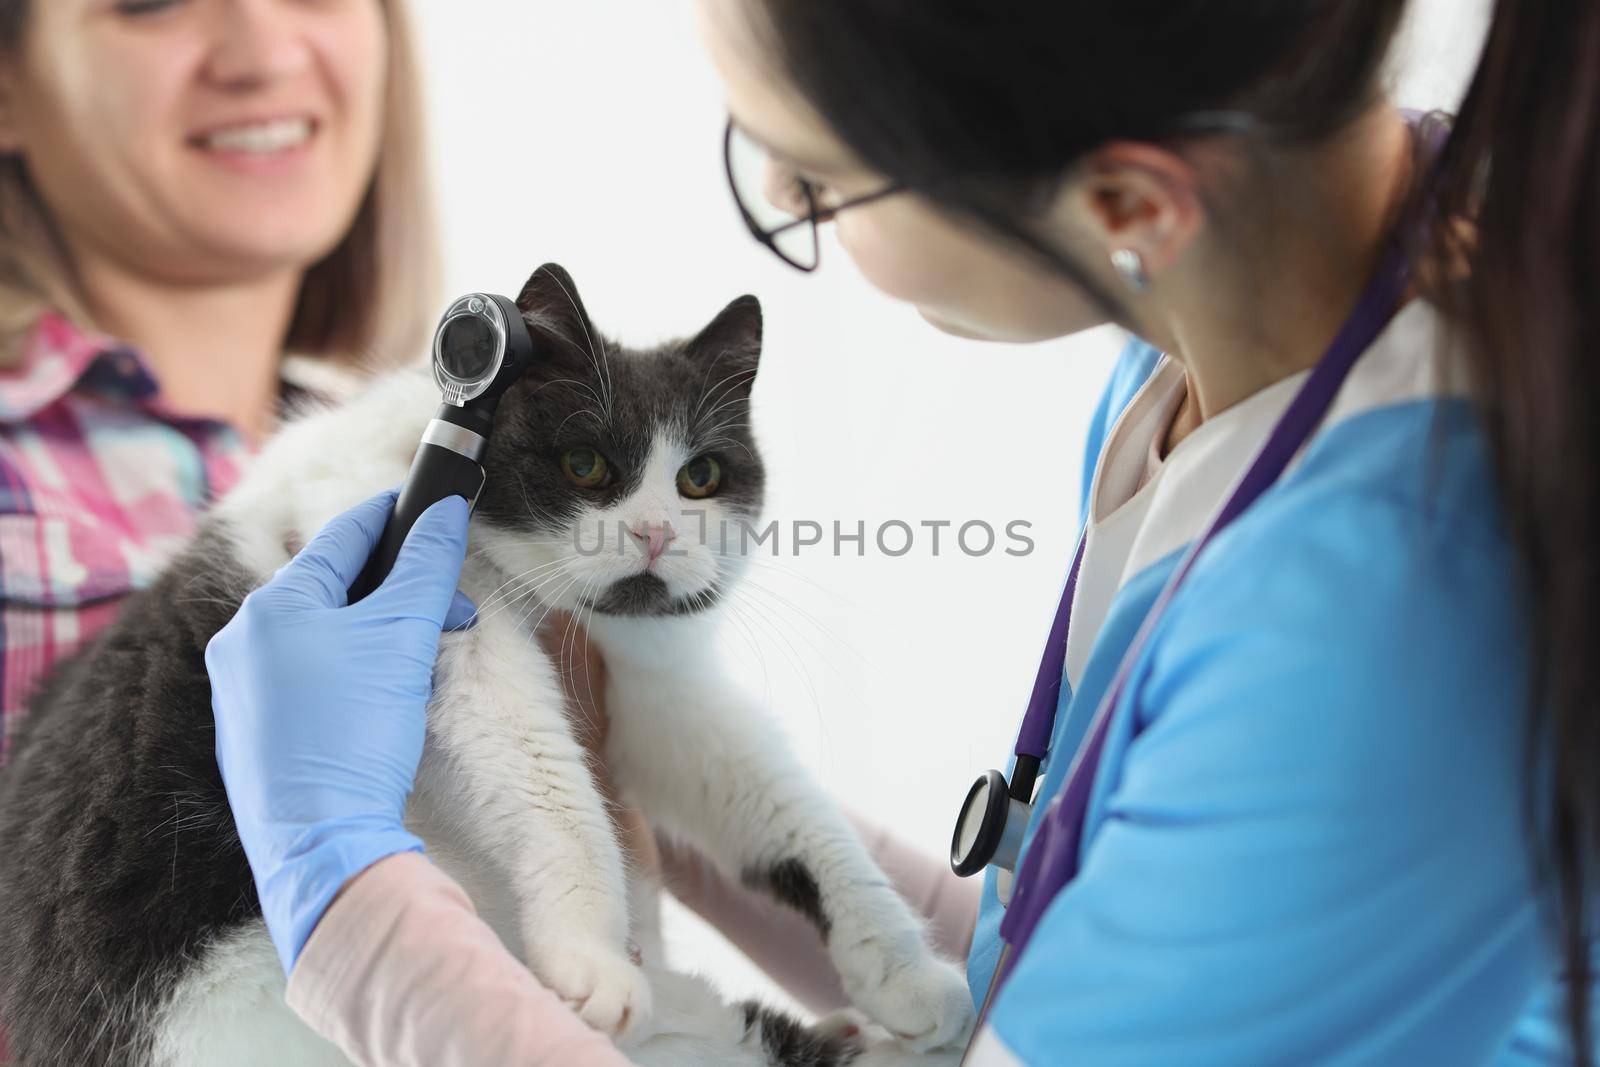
xmin=411 ymin=0 xmax=1493 ymax=1000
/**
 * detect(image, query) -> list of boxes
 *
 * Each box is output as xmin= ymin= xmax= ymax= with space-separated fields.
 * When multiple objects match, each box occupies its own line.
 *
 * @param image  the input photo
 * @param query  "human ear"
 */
xmin=1054 ymin=142 xmax=1205 ymax=288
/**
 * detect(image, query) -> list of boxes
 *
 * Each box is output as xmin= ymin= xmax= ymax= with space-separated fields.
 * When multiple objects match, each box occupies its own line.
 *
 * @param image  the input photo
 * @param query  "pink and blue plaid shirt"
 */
xmin=0 ymin=312 xmax=254 ymax=765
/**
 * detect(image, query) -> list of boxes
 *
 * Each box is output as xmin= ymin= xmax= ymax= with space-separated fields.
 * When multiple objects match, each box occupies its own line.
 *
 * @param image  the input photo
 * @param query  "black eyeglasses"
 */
xmin=723 ymin=118 xmax=903 ymax=273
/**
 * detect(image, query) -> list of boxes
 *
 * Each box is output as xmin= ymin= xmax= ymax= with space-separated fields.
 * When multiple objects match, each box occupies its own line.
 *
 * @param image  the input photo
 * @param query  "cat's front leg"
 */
xmin=738 ymin=780 xmax=975 ymax=1053
xmin=603 ymin=662 xmax=972 ymax=1050
xmin=418 ymin=616 xmax=649 ymax=1035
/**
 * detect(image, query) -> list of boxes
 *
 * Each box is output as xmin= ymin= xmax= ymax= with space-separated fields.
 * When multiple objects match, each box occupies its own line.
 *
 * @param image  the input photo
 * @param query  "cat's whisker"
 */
xmin=466 ymin=536 xmax=565 ymax=561
xmin=734 ymin=555 xmax=868 ymax=609
xmin=695 ymin=367 xmax=755 ymax=417
xmin=730 ymin=578 xmax=851 ymax=650
xmin=546 ymin=271 xmax=616 ymax=425
xmin=730 ymin=570 xmax=877 ymax=674
xmin=505 ymin=575 xmax=570 ymax=634
xmin=518 ymin=575 xmax=584 ymax=637
xmin=512 ymin=469 xmax=537 ymax=521
xmin=741 ymin=600 xmax=838 ymax=763
xmin=695 ymin=390 xmax=756 ymax=441
xmin=467 ymin=534 xmax=572 ymax=559
xmin=689 ymin=345 xmax=757 ymax=426
xmin=690 ymin=362 xmax=755 ymax=431
xmin=694 ymin=417 xmax=753 ymax=439
xmin=731 ymin=588 xmax=866 ymax=714
xmin=464 ymin=530 xmax=577 ymax=564
xmin=689 ymin=349 xmax=733 ymax=425
xmin=558 ymin=572 xmax=601 ymax=666
xmin=528 ymin=375 xmax=608 ymax=416
xmin=597 ymin=334 xmax=617 ymax=425
xmin=552 ymin=407 xmax=608 ymax=440
xmin=472 ymin=556 xmax=577 ymax=617
xmin=694 ymin=406 xmax=756 ymax=445
xmin=694 ymin=434 xmax=757 ymax=464
xmin=569 ymin=588 xmax=607 ymax=722
xmin=516 ymin=570 xmax=587 ymax=635
xmin=727 ymin=586 xmax=826 ymax=729
xmin=714 ymin=599 xmax=769 ymax=678
xmin=474 ymin=577 xmax=573 ymax=630
xmin=472 ymin=562 xmax=582 ymax=626
xmin=718 ymin=599 xmax=781 ymax=710
xmin=698 ymin=383 xmax=752 ymax=429
xmin=510 ymin=472 xmax=587 ymax=551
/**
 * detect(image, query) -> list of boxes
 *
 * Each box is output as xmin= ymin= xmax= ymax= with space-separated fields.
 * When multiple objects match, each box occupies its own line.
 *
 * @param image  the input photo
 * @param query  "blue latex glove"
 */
xmin=206 ymin=490 xmax=477 ymax=975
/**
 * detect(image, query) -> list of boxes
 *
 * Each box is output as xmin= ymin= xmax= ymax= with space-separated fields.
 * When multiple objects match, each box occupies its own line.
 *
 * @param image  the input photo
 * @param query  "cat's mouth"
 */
xmin=583 ymin=573 xmax=720 ymax=616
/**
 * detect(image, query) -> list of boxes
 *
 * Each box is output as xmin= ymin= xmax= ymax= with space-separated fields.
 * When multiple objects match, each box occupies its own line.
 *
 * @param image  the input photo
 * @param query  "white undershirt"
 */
xmin=1140 ymin=385 xmax=1178 ymax=491
xmin=1060 ymin=302 xmax=1467 ymax=693
xmin=1062 ymin=358 xmax=1306 ymax=690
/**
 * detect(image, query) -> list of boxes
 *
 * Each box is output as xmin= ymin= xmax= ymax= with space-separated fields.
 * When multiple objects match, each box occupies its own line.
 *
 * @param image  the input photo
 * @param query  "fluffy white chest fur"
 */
xmin=145 ymin=358 xmax=972 ymax=1067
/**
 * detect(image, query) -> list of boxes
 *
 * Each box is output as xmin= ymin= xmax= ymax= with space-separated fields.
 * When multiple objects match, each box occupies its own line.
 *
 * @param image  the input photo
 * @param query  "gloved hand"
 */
xmin=206 ymin=490 xmax=477 ymax=975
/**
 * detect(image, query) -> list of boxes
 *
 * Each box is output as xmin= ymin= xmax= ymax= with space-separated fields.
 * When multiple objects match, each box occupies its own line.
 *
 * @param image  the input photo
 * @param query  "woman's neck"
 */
xmin=1150 ymin=105 xmax=1417 ymax=455
xmin=74 ymin=251 xmax=301 ymax=447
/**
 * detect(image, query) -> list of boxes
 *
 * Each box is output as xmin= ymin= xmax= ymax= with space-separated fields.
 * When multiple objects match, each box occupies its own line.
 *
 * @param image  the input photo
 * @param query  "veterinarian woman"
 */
xmin=206 ymin=0 xmax=1600 ymax=1064
xmin=0 ymin=0 xmax=434 ymax=1056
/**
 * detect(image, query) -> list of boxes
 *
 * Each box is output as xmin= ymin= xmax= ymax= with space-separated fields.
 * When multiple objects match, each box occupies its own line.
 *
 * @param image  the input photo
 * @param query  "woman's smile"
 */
xmin=0 ymin=0 xmax=389 ymax=283
xmin=188 ymin=113 xmax=321 ymax=175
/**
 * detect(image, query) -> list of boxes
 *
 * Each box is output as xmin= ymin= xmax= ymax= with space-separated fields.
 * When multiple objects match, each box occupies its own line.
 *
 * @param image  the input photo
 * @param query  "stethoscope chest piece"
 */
xmin=951 ymin=768 xmax=1033 ymax=881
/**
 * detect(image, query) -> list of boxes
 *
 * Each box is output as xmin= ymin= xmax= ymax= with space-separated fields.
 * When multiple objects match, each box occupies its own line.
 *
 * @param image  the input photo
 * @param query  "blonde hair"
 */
xmin=0 ymin=0 xmax=440 ymax=369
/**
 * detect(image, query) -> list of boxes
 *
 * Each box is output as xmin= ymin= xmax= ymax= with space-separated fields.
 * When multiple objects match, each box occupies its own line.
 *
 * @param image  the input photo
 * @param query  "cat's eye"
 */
xmin=677 ymin=456 xmax=722 ymax=499
xmin=561 ymin=447 xmax=611 ymax=489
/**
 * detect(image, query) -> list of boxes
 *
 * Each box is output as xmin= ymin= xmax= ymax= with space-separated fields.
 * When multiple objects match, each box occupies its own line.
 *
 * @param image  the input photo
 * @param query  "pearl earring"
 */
xmin=1110 ymin=248 xmax=1151 ymax=293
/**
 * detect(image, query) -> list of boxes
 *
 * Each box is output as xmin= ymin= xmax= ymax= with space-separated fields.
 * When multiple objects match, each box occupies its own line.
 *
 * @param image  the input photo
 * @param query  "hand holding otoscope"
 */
xmin=348 ymin=288 xmax=544 ymax=602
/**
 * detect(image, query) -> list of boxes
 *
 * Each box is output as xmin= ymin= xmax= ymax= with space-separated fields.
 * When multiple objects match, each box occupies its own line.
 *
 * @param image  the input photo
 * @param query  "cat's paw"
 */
xmin=833 ymin=933 xmax=974 ymax=1052
xmin=538 ymin=945 xmax=653 ymax=1036
xmin=816 ymin=1009 xmax=966 ymax=1067
xmin=811 ymin=1007 xmax=873 ymax=1042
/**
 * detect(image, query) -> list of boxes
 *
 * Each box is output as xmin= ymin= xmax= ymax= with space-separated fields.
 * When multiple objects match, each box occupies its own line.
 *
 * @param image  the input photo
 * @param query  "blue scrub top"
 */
xmin=965 ymin=336 xmax=1591 ymax=1064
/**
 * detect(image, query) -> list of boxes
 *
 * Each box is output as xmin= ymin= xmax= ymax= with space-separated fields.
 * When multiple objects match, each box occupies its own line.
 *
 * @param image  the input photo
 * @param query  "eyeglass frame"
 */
xmin=721 ymin=109 xmax=1265 ymax=274
xmin=723 ymin=118 xmax=903 ymax=273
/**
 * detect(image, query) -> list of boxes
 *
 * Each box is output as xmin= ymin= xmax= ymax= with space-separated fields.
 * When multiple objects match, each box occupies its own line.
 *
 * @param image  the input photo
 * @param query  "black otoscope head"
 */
xmin=431 ymin=292 xmax=539 ymax=434
xmin=347 ymin=287 xmax=543 ymax=603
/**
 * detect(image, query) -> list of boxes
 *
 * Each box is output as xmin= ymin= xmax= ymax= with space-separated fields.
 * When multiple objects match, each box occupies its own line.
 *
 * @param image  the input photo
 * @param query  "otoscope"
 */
xmin=348 ymin=292 xmax=542 ymax=602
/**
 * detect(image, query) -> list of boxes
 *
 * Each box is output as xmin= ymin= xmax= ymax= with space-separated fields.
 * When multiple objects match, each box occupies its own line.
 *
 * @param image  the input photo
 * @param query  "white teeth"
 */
xmin=200 ymin=118 xmax=312 ymax=155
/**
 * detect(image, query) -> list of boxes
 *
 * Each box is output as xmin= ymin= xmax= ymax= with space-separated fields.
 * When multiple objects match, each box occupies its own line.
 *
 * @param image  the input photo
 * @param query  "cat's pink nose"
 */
xmin=628 ymin=520 xmax=676 ymax=564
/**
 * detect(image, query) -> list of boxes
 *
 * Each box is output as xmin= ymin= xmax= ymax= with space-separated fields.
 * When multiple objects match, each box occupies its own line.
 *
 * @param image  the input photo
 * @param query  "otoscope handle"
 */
xmin=349 ymin=431 xmax=487 ymax=603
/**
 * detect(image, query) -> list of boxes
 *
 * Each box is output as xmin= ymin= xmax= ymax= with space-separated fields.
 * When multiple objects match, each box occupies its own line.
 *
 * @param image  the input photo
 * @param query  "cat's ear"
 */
xmin=516 ymin=263 xmax=598 ymax=360
xmin=686 ymin=294 xmax=763 ymax=389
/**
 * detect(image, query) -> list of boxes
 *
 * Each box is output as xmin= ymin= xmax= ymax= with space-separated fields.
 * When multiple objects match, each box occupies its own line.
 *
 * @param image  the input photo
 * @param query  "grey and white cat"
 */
xmin=0 ymin=264 xmax=974 ymax=1067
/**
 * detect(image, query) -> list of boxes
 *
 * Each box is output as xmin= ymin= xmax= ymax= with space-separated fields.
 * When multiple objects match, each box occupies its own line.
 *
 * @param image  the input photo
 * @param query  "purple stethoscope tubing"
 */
xmin=961 ymin=230 xmax=1417 ymax=1051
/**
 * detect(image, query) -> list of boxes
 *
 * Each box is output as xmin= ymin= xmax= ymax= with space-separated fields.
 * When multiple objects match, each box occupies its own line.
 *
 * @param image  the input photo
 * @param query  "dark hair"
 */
xmin=0 ymin=0 xmax=22 ymax=45
xmin=1435 ymin=2 xmax=1600 ymax=1061
xmin=752 ymin=0 xmax=1596 ymax=1059
xmin=750 ymin=1 xmax=1409 ymax=313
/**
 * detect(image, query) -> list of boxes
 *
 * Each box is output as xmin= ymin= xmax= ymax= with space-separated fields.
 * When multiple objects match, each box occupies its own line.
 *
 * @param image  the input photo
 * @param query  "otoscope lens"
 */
xmin=438 ymin=315 xmax=499 ymax=383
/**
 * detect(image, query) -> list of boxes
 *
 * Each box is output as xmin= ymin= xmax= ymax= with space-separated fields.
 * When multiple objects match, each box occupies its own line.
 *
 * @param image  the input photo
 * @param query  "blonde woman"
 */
xmin=0 ymin=2 xmax=433 ymax=1045
xmin=0 ymin=0 xmax=436 ymax=762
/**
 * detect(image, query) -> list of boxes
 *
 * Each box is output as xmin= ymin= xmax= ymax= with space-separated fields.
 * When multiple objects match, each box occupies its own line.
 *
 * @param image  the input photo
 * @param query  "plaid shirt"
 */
xmin=0 ymin=312 xmax=255 ymax=765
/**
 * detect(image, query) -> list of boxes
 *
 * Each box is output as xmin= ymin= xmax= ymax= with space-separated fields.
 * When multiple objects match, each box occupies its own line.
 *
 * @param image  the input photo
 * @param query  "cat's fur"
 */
xmin=0 ymin=265 xmax=973 ymax=1067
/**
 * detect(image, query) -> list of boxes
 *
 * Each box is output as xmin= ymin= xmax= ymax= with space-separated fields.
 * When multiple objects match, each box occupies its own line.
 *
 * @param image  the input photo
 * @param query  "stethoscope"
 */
xmin=348 ymin=284 xmax=545 ymax=601
xmin=949 ymin=227 xmax=1419 ymax=1053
